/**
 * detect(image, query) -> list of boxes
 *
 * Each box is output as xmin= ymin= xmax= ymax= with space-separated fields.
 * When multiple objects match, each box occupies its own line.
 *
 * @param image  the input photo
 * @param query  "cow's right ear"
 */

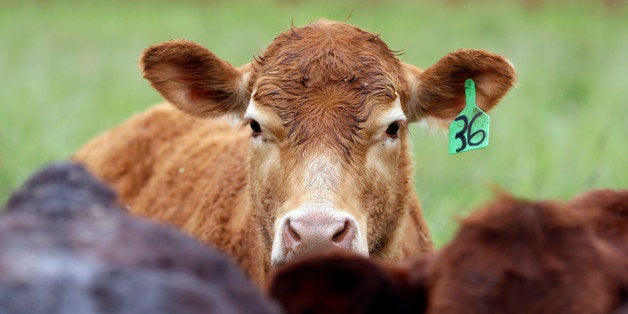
xmin=141 ymin=40 xmax=251 ymax=118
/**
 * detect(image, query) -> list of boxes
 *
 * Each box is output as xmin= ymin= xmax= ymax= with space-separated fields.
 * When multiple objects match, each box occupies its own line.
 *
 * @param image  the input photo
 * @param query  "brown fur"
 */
xmin=268 ymin=250 xmax=420 ymax=314
xmin=74 ymin=105 xmax=265 ymax=281
xmin=269 ymin=193 xmax=628 ymax=313
xmin=74 ymin=20 xmax=516 ymax=285
xmin=415 ymin=194 xmax=627 ymax=313
xmin=569 ymin=189 xmax=628 ymax=256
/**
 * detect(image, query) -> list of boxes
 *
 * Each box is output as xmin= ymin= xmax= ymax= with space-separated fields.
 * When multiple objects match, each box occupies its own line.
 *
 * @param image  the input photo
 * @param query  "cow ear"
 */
xmin=403 ymin=49 xmax=516 ymax=124
xmin=141 ymin=40 xmax=251 ymax=118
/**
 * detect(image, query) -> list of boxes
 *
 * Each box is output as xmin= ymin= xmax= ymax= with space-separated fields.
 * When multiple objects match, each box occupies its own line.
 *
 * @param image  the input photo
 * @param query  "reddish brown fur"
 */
xmin=251 ymin=20 xmax=402 ymax=154
xmin=268 ymin=251 xmax=421 ymax=314
xmin=75 ymin=106 xmax=265 ymax=280
xmin=416 ymin=195 xmax=627 ymax=313
xmin=74 ymin=20 xmax=516 ymax=285
xmin=569 ymin=189 xmax=628 ymax=256
xmin=269 ymin=193 xmax=628 ymax=313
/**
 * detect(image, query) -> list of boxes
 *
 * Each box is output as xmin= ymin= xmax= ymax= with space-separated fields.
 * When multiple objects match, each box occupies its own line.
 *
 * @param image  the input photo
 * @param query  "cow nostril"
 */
xmin=285 ymin=219 xmax=301 ymax=242
xmin=332 ymin=220 xmax=351 ymax=244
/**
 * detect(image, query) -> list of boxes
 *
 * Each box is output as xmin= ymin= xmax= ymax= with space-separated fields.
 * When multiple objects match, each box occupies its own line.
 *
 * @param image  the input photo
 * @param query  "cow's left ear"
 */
xmin=403 ymin=49 xmax=516 ymax=123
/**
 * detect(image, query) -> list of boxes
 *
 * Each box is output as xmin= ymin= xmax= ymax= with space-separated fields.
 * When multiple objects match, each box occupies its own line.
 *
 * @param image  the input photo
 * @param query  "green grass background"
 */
xmin=1 ymin=0 xmax=626 ymax=247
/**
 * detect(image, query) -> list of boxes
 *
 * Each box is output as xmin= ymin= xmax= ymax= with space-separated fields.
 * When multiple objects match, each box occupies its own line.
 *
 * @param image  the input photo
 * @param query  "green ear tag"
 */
xmin=448 ymin=79 xmax=490 ymax=154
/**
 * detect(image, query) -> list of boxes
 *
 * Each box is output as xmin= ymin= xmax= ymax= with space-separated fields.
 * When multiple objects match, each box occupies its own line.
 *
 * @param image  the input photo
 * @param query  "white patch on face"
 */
xmin=302 ymin=156 xmax=341 ymax=192
xmin=352 ymin=214 xmax=369 ymax=256
xmin=269 ymin=156 xmax=368 ymax=266
xmin=382 ymin=97 xmax=407 ymax=126
xmin=244 ymin=96 xmax=263 ymax=133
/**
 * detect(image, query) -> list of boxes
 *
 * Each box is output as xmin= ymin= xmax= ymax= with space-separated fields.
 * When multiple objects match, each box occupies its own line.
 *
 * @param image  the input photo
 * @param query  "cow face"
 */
xmin=141 ymin=19 xmax=516 ymax=266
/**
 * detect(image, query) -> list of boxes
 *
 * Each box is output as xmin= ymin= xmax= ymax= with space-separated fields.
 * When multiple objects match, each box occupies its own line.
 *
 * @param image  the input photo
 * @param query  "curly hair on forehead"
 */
xmin=253 ymin=19 xmax=403 ymax=89
xmin=250 ymin=20 xmax=405 ymax=156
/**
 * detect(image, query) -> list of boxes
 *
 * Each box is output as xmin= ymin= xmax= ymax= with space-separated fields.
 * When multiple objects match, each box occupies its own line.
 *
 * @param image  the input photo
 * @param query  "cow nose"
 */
xmin=282 ymin=213 xmax=356 ymax=257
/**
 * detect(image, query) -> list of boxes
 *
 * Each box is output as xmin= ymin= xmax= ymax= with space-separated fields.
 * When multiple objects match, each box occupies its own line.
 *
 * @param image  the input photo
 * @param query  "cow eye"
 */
xmin=385 ymin=121 xmax=400 ymax=138
xmin=249 ymin=120 xmax=262 ymax=136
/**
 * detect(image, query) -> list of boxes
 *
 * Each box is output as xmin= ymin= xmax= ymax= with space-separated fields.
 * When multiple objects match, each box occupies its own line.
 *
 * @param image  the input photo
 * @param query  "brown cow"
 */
xmin=74 ymin=19 xmax=516 ymax=284
xmin=415 ymin=193 xmax=628 ymax=313
xmin=570 ymin=189 xmax=628 ymax=256
xmin=269 ymin=193 xmax=628 ymax=313
xmin=269 ymin=251 xmax=417 ymax=313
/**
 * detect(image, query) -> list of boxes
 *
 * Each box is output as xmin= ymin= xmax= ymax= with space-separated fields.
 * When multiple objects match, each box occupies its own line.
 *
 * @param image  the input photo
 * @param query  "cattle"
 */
xmin=0 ymin=162 xmax=280 ymax=314
xmin=269 ymin=251 xmax=417 ymax=314
xmin=74 ymin=19 xmax=517 ymax=284
xmin=268 ymin=193 xmax=628 ymax=313
xmin=569 ymin=189 xmax=628 ymax=256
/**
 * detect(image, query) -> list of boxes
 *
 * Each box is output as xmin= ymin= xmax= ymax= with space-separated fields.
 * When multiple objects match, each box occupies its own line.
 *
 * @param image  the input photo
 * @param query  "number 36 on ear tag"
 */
xmin=448 ymin=79 xmax=490 ymax=154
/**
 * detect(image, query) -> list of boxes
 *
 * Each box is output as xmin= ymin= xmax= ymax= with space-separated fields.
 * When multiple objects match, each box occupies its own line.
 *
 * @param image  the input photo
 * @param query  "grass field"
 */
xmin=1 ymin=0 xmax=626 ymax=247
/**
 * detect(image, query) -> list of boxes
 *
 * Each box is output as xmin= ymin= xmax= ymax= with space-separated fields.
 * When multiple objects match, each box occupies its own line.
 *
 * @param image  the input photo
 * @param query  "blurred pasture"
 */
xmin=0 ymin=0 xmax=626 ymax=246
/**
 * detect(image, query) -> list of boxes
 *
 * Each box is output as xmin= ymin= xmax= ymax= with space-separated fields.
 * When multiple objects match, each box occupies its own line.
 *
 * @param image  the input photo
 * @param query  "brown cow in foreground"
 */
xmin=269 ymin=191 xmax=628 ymax=313
xmin=571 ymin=189 xmax=628 ymax=256
xmin=74 ymin=19 xmax=516 ymax=284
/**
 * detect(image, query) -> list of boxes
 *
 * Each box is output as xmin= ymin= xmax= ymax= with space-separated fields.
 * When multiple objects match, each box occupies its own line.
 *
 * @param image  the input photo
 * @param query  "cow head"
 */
xmin=141 ymin=20 xmax=516 ymax=266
